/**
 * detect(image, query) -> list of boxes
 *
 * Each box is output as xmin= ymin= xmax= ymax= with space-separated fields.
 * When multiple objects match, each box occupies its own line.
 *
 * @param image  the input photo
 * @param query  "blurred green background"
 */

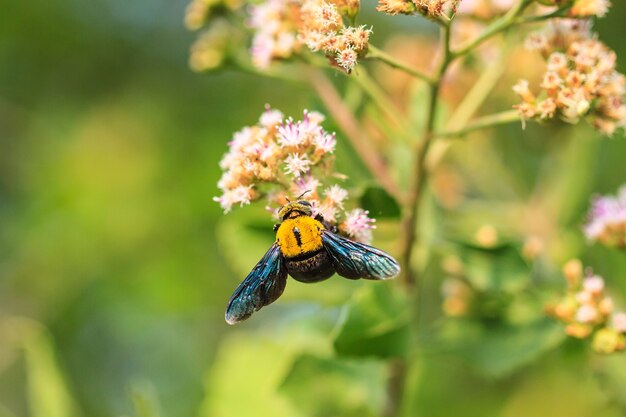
xmin=1 ymin=1 xmax=626 ymax=417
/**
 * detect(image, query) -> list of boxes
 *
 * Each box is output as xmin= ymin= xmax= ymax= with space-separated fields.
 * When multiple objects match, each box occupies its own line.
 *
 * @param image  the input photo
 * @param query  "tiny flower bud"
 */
xmin=565 ymin=323 xmax=593 ymax=339
xmin=563 ymin=259 xmax=583 ymax=288
xmin=592 ymin=328 xmax=626 ymax=354
xmin=475 ymin=225 xmax=498 ymax=248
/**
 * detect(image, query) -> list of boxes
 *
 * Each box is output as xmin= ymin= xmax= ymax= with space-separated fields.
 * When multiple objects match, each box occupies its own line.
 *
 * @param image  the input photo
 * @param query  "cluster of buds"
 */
xmin=185 ymin=0 xmax=238 ymax=30
xmin=584 ymin=186 xmax=626 ymax=248
xmin=537 ymin=0 xmax=611 ymax=18
xmin=547 ymin=260 xmax=626 ymax=354
xmin=569 ymin=0 xmax=611 ymax=18
xmin=376 ymin=0 xmax=458 ymax=19
xmin=214 ymin=106 xmax=377 ymax=243
xmin=513 ymin=19 xmax=626 ymax=135
xmin=247 ymin=0 xmax=369 ymax=73
xmin=189 ymin=20 xmax=238 ymax=72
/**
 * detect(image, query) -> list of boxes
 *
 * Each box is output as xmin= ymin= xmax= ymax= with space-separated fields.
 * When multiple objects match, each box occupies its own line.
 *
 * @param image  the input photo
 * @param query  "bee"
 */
xmin=225 ymin=196 xmax=400 ymax=324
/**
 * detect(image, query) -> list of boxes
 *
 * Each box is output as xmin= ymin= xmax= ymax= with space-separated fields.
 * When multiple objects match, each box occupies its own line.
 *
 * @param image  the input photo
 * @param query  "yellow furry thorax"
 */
xmin=275 ymin=215 xmax=325 ymax=259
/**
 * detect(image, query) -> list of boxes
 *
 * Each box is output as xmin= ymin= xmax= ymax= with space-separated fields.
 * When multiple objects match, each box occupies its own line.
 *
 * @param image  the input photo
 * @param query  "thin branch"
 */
xmin=399 ymin=21 xmax=452 ymax=289
xmin=451 ymin=0 xmax=533 ymax=57
xmin=367 ymin=45 xmax=433 ymax=84
xmin=307 ymin=68 xmax=403 ymax=202
xmin=434 ymin=109 xmax=521 ymax=137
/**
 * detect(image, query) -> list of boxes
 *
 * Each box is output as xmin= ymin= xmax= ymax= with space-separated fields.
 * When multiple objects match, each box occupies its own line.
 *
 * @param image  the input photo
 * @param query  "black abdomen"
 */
xmin=285 ymin=249 xmax=335 ymax=283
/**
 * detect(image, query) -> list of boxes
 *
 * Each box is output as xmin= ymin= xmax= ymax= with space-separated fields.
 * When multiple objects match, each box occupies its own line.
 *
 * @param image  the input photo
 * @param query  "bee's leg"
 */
xmin=273 ymin=223 xmax=280 ymax=231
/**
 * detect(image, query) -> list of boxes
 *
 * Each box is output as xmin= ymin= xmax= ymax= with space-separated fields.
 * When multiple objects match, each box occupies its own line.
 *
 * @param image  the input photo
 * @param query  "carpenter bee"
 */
xmin=225 ymin=196 xmax=400 ymax=324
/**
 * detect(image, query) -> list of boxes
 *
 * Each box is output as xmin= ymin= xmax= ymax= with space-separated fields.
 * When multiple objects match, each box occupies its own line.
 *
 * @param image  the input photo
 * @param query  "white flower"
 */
xmin=576 ymin=304 xmax=599 ymax=323
xmin=314 ymin=132 xmax=336 ymax=154
xmin=284 ymin=153 xmax=311 ymax=177
xmin=335 ymin=47 xmax=358 ymax=72
xmin=324 ymin=185 xmax=348 ymax=207
xmin=214 ymin=185 xmax=254 ymax=213
xmin=259 ymin=107 xmax=284 ymax=128
xmin=583 ymin=275 xmax=605 ymax=294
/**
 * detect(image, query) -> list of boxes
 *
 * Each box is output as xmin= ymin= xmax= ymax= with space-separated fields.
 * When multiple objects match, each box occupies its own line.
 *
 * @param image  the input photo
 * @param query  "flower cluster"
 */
xmin=299 ymin=0 xmax=371 ymax=73
xmin=513 ymin=19 xmax=626 ymax=135
xmin=568 ymin=0 xmax=611 ymax=18
xmin=376 ymin=0 xmax=458 ymax=19
xmin=547 ymin=260 xmax=626 ymax=354
xmin=189 ymin=20 xmax=237 ymax=72
xmin=248 ymin=0 xmax=370 ymax=73
xmin=584 ymin=186 xmax=626 ymax=248
xmin=214 ymin=106 xmax=377 ymax=243
xmin=248 ymin=0 xmax=300 ymax=70
xmin=185 ymin=0 xmax=243 ymax=30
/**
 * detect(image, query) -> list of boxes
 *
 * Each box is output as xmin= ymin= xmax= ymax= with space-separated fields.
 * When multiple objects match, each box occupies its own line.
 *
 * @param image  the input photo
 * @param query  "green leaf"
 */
xmin=200 ymin=334 xmax=304 ymax=417
xmin=457 ymin=244 xmax=530 ymax=294
xmin=279 ymin=354 xmax=387 ymax=417
xmin=359 ymin=186 xmax=401 ymax=219
xmin=19 ymin=320 xmax=81 ymax=417
xmin=129 ymin=380 xmax=162 ymax=417
xmin=333 ymin=284 xmax=411 ymax=358
xmin=437 ymin=317 xmax=565 ymax=378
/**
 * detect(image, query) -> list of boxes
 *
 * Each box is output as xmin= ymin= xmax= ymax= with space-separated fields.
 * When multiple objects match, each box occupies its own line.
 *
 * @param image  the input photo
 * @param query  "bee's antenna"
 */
xmin=296 ymin=190 xmax=311 ymax=200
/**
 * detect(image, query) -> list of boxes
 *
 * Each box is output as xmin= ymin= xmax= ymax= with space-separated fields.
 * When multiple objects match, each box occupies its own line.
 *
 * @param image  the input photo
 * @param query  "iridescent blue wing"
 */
xmin=321 ymin=230 xmax=400 ymax=280
xmin=225 ymin=243 xmax=287 ymax=324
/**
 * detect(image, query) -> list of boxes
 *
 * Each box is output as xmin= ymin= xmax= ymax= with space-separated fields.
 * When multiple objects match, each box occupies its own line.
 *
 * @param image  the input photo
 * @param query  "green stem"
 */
xmin=386 ymin=22 xmax=453 ymax=417
xmin=434 ymin=109 xmax=521 ymax=137
xmin=367 ymin=45 xmax=433 ymax=84
xmin=451 ymin=0 xmax=533 ymax=57
xmin=399 ymin=22 xmax=452 ymax=289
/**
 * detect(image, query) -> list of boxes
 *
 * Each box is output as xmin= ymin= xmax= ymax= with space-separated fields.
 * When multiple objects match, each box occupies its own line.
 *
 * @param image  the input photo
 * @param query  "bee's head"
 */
xmin=278 ymin=199 xmax=313 ymax=220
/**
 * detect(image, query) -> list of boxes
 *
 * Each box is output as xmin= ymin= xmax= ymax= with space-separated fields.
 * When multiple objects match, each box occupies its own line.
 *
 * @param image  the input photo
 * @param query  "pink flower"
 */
xmin=342 ymin=208 xmax=376 ymax=244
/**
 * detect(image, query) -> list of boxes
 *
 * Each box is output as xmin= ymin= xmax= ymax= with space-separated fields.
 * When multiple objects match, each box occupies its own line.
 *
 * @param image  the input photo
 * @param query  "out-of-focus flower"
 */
xmin=514 ymin=19 xmax=626 ymax=135
xmin=248 ymin=0 xmax=300 ymax=70
xmin=475 ymin=224 xmax=498 ymax=248
xmin=522 ymin=236 xmax=544 ymax=260
xmin=185 ymin=0 xmax=244 ymax=30
xmin=376 ymin=0 xmax=457 ymax=19
xmin=547 ymin=260 xmax=626 ymax=354
xmin=189 ymin=20 xmax=238 ymax=72
xmin=441 ymin=277 xmax=473 ymax=317
xmin=214 ymin=106 xmax=375 ymax=243
xmin=456 ymin=0 xmax=515 ymax=19
xmin=299 ymin=1 xmax=372 ymax=73
xmin=569 ymin=0 xmax=611 ymax=18
xmin=245 ymin=0 xmax=370 ymax=73
xmin=584 ymin=186 xmax=626 ymax=248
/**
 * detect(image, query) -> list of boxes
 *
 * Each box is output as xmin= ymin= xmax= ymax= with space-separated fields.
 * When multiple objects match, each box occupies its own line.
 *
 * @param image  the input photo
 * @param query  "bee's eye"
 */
xmin=299 ymin=200 xmax=312 ymax=207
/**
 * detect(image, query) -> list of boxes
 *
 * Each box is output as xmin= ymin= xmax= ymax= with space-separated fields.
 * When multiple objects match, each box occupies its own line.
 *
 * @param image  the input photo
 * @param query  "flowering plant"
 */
xmin=188 ymin=0 xmax=626 ymax=415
